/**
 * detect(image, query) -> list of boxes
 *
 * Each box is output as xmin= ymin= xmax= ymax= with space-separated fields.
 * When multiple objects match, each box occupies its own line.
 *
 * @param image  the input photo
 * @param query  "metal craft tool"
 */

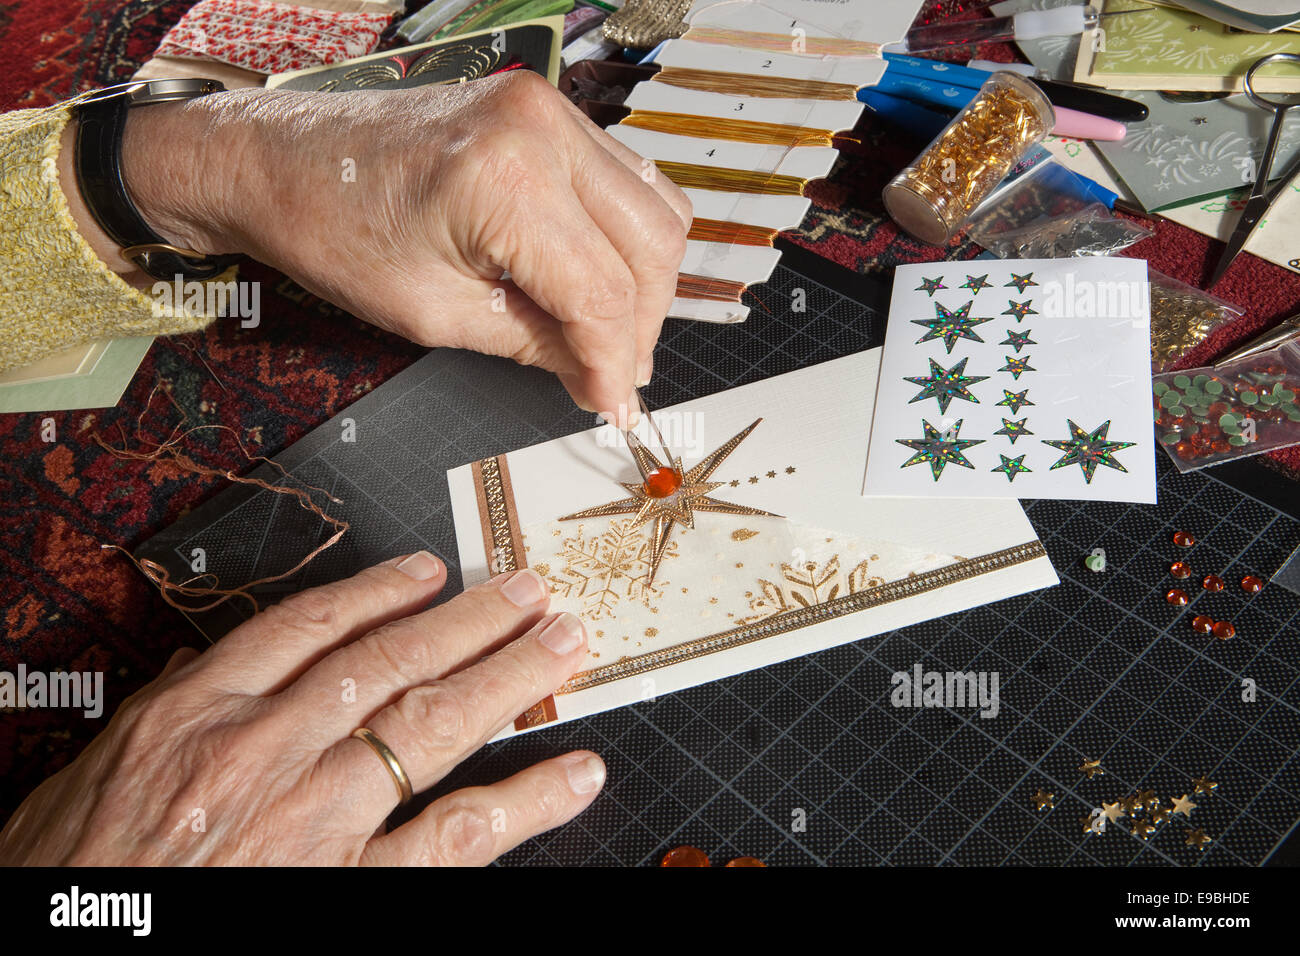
xmin=1213 ymin=312 xmax=1300 ymax=366
xmin=625 ymin=388 xmax=680 ymax=485
xmin=1208 ymin=53 xmax=1300 ymax=287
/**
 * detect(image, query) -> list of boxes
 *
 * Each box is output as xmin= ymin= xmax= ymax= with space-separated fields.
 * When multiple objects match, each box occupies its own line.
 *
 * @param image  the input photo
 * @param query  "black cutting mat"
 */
xmin=138 ymin=242 xmax=1300 ymax=866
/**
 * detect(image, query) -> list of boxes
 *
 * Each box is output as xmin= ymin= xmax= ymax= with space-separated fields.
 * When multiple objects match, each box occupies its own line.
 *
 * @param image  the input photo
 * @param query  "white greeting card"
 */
xmin=863 ymin=258 xmax=1156 ymax=503
xmin=448 ymin=348 xmax=1058 ymax=739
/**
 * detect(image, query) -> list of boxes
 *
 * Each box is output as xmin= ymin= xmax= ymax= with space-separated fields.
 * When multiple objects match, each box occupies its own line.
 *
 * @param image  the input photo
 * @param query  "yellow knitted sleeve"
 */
xmin=0 ymin=104 xmax=224 ymax=375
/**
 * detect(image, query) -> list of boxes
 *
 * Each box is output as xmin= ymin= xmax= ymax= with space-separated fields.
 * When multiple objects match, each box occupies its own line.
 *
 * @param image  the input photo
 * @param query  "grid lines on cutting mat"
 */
xmin=137 ymin=252 xmax=1300 ymax=865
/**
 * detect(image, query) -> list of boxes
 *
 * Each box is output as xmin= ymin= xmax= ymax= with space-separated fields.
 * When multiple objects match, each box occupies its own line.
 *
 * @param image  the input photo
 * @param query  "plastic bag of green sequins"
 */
xmin=1153 ymin=341 xmax=1300 ymax=472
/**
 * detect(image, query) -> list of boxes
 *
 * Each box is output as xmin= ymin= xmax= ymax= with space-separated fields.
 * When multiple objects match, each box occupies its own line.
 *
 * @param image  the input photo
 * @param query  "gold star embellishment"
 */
xmin=1033 ymin=788 xmax=1055 ymax=811
xmin=1171 ymin=794 xmax=1197 ymax=818
xmin=785 ymin=466 xmax=796 ymax=474
xmin=1119 ymin=794 xmax=1141 ymax=815
xmin=560 ymin=419 xmax=781 ymax=585
xmin=1192 ymin=775 xmax=1218 ymax=796
xmin=1152 ymin=805 xmax=1173 ymax=825
xmin=1101 ymin=801 xmax=1125 ymax=824
xmin=1137 ymin=788 xmax=1159 ymax=811
xmin=1081 ymin=813 xmax=1103 ymax=835
xmin=1185 ymin=829 xmax=1212 ymax=850
xmin=1131 ymin=818 xmax=1156 ymax=840
xmin=1079 ymin=758 xmax=1105 ymax=779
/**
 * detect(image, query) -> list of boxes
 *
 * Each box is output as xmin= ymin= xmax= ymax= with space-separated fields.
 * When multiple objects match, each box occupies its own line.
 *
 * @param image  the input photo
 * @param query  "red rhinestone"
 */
xmin=1170 ymin=561 xmax=1192 ymax=579
xmin=1212 ymin=620 xmax=1236 ymax=640
xmin=724 ymin=857 xmax=766 ymax=867
xmin=643 ymin=466 xmax=682 ymax=499
xmin=1174 ymin=441 xmax=1195 ymax=459
xmin=1165 ymin=588 xmax=1189 ymax=606
xmin=1173 ymin=531 xmax=1196 ymax=548
xmin=661 ymin=845 xmax=710 ymax=867
xmin=1241 ymin=575 xmax=1264 ymax=595
xmin=1203 ymin=574 xmax=1225 ymax=592
xmin=1191 ymin=615 xmax=1214 ymax=635
xmin=1210 ymin=440 xmax=1230 ymax=453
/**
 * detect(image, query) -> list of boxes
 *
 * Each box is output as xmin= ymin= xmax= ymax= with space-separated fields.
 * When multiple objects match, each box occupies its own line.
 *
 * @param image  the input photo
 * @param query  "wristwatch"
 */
xmin=72 ymin=78 xmax=243 ymax=282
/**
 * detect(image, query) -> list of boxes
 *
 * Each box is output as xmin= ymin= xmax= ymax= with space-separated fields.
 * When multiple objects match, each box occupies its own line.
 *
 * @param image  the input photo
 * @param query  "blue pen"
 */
xmin=882 ymin=52 xmax=990 ymax=90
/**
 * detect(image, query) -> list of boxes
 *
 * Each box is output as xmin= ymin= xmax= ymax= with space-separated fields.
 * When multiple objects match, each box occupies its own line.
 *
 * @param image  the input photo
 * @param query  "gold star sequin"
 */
xmin=1131 ymin=818 xmax=1156 ymax=840
xmin=1152 ymin=805 xmax=1173 ymax=825
xmin=1171 ymin=794 xmax=1197 ymax=818
xmin=1119 ymin=794 xmax=1141 ymax=815
xmin=1137 ymin=788 xmax=1159 ymax=811
xmin=1033 ymin=788 xmax=1055 ymax=811
xmin=559 ymin=419 xmax=781 ymax=584
xmin=1101 ymin=801 xmax=1125 ymax=824
xmin=1192 ymin=775 xmax=1218 ymax=795
xmin=1081 ymin=813 xmax=1102 ymax=835
xmin=1079 ymin=758 xmax=1104 ymax=779
xmin=1185 ymin=828 xmax=1212 ymax=850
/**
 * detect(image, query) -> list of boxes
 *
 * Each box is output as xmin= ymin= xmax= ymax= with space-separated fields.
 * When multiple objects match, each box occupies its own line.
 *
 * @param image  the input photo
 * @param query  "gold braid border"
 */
xmin=471 ymin=454 xmax=1048 ymax=698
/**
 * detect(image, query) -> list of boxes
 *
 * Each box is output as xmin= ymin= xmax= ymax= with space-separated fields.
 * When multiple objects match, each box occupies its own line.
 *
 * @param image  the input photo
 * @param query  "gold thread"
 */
xmin=687 ymin=218 xmax=780 ymax=246
xmin=621 ymin=110 xmax=835 ymax=147
xmin=656 ymin=160 xmax=806 ymax=195
xmin=653 ymin=66 xmax=860 ymax=101
xmin=682 ymin=26 xmax=881 ymax=58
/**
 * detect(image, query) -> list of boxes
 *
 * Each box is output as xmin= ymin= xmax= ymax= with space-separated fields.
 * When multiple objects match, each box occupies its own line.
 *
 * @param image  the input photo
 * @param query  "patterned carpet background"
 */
xmin=1 ymin=0 xmax=1298 ymax=828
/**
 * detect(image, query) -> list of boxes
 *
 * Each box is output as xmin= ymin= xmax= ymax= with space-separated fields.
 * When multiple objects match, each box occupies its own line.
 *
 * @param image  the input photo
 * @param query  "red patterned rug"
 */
xmin=1 ymin=0 xmax=1298 ymax=825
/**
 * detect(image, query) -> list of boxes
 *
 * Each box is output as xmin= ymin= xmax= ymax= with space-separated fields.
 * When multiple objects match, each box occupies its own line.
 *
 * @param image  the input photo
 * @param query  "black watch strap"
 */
xmin=72 ymin=80 xmax=242 ymax=282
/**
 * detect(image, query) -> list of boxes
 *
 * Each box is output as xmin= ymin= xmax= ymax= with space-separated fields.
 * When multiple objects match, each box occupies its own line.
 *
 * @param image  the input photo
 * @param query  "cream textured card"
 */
xmin=448 ymin=348 xmax=1058 ymax=738
xmin=863 ymin=259 xmax=1156 ymax=503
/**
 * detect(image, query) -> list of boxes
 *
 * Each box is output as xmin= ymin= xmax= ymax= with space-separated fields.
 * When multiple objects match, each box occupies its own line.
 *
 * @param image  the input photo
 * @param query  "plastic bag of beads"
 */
xmin=966 ymin=162 xmax=1154 ymax=259
xmin=1153 ymin=341 xmax=1300 ymax=472
xmin=1148 ymin=270 xmax=1244 ymax=374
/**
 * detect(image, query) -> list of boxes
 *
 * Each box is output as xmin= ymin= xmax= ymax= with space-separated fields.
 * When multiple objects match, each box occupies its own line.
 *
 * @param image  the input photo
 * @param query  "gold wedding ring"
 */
xmin=351 ymin=727 xmax=413 ymax=805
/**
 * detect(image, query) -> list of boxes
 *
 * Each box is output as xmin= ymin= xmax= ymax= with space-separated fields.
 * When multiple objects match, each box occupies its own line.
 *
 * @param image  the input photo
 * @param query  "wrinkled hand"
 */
xmin=0 ymin=555 xmax=604 ymax=865
xmin=120 ymin=73 xmax=693 ymax=420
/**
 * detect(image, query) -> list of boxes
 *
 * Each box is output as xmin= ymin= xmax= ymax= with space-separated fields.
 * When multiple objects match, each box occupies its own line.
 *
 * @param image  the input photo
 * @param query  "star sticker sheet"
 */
xmin=448 ymin=349 xmax=1057 ymax=738
xmin=863 ymin=258 xmax=1156 ymax=503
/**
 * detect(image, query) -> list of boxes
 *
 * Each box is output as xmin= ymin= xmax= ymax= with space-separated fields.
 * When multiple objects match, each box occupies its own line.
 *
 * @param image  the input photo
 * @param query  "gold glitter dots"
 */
xmin=644 ymin=627 xmax=658 ymax=637
xmin=731 ymin=528 xmax=759 ymax=541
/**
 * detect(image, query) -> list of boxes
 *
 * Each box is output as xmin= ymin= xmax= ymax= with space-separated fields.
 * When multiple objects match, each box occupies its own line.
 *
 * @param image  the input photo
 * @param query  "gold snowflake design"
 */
xmin=546 ymin=519 xmax=678 ymax=621
xmin=738 ymin=554 xmax=886 ymax=623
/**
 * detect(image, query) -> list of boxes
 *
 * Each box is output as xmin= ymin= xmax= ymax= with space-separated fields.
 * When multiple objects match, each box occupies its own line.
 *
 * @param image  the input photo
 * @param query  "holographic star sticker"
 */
xmin=904 ymin=357 xmax=988 ymax=414
xmin=999 ymin=354 xmax=1036 ymax=380
xmin=897 ymin=418 xmax=984 ymax=481
xmin=959 ymin=273 xmax=992 ymax=294
xmin=1002 ymin=299 xmax=1038 ymax=322
xmin=1005 ymin=272 xmax=1038 ymax=294
xmin=1042 ymin=419 xmax=1136 ymax=484
xmin=1000 ymin=328 xmax=1036 ymax=353
xmin=991 ymin=453 xmax=1031 ymax=482
xmin=915 ymin=275 xmax=946 ymax=297
xmin=996 ymin=388 xmax=1034 ymax=414
xmin=559 ymin=419 xmax=781 ymax=583
xmin=994 ymin=417 xmax=1032 ymax=444
xmin=910 ymin=300 xmax=993 ymax=354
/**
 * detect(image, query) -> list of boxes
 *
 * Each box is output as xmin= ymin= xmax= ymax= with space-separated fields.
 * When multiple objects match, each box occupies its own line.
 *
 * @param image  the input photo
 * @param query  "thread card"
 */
xmin=863 ymin=258 xmax=1156 ymax=503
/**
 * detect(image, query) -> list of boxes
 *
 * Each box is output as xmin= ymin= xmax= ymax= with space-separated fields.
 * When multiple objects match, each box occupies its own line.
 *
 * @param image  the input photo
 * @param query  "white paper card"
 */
xmin=863 ymin=258 xmax=1156 ymax=503
xmin=449 ymin=348 xmax=1058 ymax=738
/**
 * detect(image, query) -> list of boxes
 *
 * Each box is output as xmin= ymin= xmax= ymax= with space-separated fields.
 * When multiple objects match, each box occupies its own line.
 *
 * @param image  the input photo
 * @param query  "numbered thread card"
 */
xmin=862 ymin=257 xmax=1156 ymax=503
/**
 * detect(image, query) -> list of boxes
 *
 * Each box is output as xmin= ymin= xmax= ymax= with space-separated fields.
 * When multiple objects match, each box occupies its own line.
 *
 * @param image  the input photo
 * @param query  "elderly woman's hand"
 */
xmin=0 ymin=555 xmax=603 ymax=865
xmin=106 ymin=72 xmax=693 ymax=422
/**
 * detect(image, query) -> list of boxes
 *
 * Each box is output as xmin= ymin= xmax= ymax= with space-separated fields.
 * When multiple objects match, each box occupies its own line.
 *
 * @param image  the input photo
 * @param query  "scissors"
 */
xmin=1209 ymin=52 xmax=1300 ymax=287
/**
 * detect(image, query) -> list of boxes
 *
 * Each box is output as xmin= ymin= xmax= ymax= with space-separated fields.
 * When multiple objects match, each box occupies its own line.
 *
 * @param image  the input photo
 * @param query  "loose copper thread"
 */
xmin=687 ymin=217 xmax=780 ymax=246
xmin=676 ymin=273 xmax=747 ymax=301
xmin=166 ymin=334 xmax=230 ymax=395
xmin=681 ymin=26 xmax=881 ymax=58
xmin=621 ymin=110 xmax=836 ymax=147
xmin=95 ymin=382 xmax=349 ymax=615
xmin=652 ymin=66 xmax=860 ymax=101
xmin=655 ymin=160 xmax=807 ymax=195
